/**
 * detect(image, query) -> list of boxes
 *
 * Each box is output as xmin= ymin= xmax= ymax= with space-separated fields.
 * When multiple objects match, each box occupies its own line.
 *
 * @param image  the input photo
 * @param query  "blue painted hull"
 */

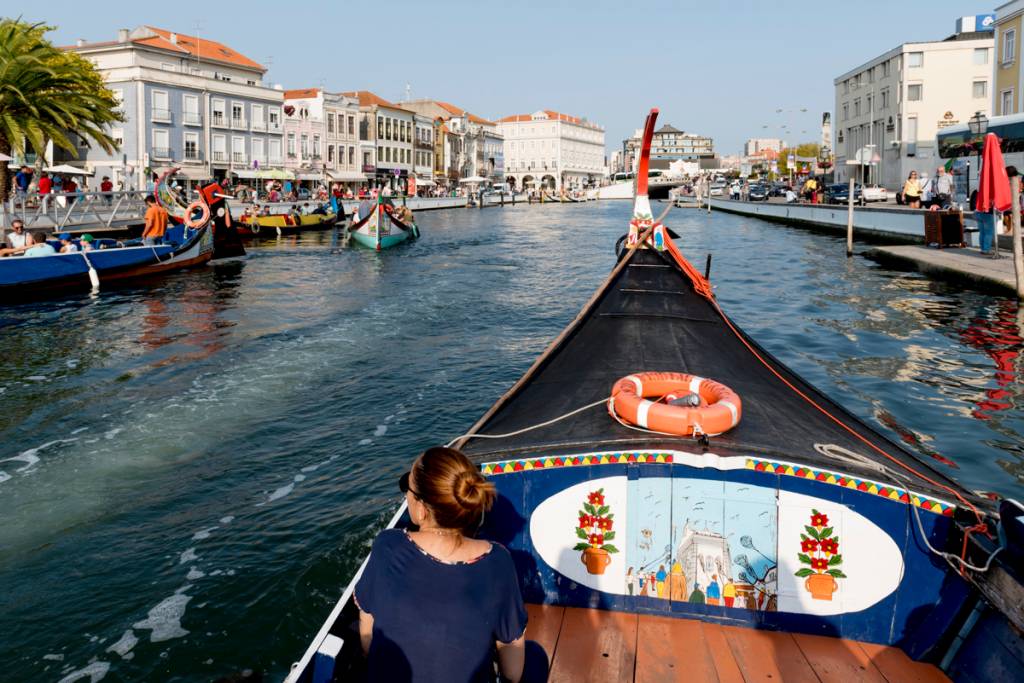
xmin=349 ymin=229 xmax=411 ymax=250
xmin=0 ymin=245 xmax=175 ymax=288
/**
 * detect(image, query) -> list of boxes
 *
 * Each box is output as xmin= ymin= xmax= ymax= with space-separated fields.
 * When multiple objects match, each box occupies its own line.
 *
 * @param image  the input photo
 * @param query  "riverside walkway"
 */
xmin=866 ymin=245 xmax=1021 ymax=294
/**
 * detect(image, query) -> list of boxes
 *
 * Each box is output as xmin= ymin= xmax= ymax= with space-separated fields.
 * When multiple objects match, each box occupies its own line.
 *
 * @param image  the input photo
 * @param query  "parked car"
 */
xmin=769 ymin=183 xmax=789 ymax=197
xmin=861 ymin=185 xmax=888 ymax=203
xmin=824 ymin=183 xmax=864 ymax=205
xmin=709 ymin=183 xmax=726 ymax=196
xmin=748 ymin=184 xmax=769 ymax=201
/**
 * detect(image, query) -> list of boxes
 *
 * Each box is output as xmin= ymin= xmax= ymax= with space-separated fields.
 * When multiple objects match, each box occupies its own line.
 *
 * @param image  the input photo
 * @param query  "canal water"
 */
xmin=1 ymin=202 xmax=1023 ymax=681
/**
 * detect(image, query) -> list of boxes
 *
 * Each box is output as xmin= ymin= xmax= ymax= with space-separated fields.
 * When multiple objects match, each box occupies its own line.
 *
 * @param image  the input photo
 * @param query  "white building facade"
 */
xmin=833 ymin=21 xmax=994 ymax=189
xmin=744 ymin=138 xmax=784 ymax=156
xmin=281 ymin=89 xmax=362 ymax=188
xmin=67 ymin=26 xmax=284 ymax=190
xmin=498 ymin=110 xmax=604 ymax=191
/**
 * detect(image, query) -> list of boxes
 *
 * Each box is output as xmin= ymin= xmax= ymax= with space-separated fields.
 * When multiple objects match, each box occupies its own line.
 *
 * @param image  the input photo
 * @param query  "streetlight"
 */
xmin=967 ymin=111 xmax=989 ymax=205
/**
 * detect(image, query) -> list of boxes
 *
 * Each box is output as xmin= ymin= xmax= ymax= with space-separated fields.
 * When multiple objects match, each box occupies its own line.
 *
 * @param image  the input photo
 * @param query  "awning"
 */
xmin=296 ymin=172 xmax=323 ymax=181
xmin=459 ymin=175 xmax=488 ymax=184
xmin=154 ymin=166 xmax=208 ymax=180
xmin=44 ymin=163 xmax=94 ymax=176
xmin=329 ymin=170 xmax=367 ymax=181
xmin=232 ymin=169 xmax=261 ymax=179
xmin=256 ymin=169 xmax=295 ymax=180
xmin=415 ymin=178 xmax=436 ymax=186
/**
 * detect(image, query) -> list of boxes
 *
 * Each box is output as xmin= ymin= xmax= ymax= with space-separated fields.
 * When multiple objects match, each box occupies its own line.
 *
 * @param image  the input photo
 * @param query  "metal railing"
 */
xmin=2 ymin=190 xmax=150 ymax=231
xmin=183 ymin=112 xmax=202 ymax=126
xmin=252 ymin=120 xmax=267 ymax=131
xmin=152 ymin=147 xmax=172 ymax=160
xmin=212 ymin=114 xmax=227 ymax=127
xmin=232 ymin=152 xmax=248 ymax=163
xmin=184 ymin=149 xmax=203 ymax=161
xmin=268 ymin=121 xmax=282 ymax=131
xmin=212 ymin=151 xmax=228 ymax=162
xmin=152 ymin=108 xmax=172 ymax=123
xmin=231 ymin=117 xmax=248 ymax=129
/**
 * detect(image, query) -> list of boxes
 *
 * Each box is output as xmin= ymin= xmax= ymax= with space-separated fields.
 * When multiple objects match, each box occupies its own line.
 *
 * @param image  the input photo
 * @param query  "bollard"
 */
xmin=1012 ymin=175 xmax=1024 ymax=299
xmin=846 ymin=175 xmax=855 ymax=257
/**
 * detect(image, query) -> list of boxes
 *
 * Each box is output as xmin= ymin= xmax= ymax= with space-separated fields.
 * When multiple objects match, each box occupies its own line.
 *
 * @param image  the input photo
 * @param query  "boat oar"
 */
xmin=80 ymin=251 xmax=99 ymax=290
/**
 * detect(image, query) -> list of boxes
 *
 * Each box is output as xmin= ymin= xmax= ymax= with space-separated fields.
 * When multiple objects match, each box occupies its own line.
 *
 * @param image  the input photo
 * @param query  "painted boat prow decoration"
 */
xmin=283 ymin=108 xmax=1024 ymax=683
xmin=348 ymin=199 xmax=419 ymax=251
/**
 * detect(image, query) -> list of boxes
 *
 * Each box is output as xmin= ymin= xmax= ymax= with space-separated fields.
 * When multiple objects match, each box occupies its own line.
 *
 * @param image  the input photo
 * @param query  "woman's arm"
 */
xmin=496 ymin=635 xmax=525 ymax=683
xmin=358 ymin=608 xmax=374 ymax=655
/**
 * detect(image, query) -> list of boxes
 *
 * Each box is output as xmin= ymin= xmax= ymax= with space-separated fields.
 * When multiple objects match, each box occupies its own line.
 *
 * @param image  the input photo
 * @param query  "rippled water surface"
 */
xmin=1 ymin=202 xmax=1022 ymax=681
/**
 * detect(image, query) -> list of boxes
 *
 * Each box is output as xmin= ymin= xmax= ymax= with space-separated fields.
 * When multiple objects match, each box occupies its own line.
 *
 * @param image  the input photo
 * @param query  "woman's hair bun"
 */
xmin=415 ymin=447 xmax=496 ymax=529
xmin=453 ymin=469 xmax=496 ymax=513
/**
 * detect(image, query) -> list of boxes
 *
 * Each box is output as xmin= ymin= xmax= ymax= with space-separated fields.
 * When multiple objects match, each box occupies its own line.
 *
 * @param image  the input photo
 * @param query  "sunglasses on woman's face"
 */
xmin=399 ymin=471 xmax=421 ymax=499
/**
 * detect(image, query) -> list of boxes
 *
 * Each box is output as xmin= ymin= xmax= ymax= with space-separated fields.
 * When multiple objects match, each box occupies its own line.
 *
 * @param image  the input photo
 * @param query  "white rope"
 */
xmin=911 ymin=498 xmax=1002 ymax=574
xmin=447 ymin=399 xmax=609 ymax=448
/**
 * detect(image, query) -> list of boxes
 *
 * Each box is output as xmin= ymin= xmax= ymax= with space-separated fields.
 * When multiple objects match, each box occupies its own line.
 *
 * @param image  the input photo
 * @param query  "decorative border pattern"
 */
xmin=746 ymin=458 xmax=954 ymax=516
xmin=481 ymin=452 xmax=672 ymax=475
xmin=479 ymin=450 xmax=954 ymax=516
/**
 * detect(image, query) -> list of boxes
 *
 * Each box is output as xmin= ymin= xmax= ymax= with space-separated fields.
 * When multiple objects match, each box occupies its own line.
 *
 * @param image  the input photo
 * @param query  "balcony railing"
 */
xmin=212 ymin=114 xmax=227 ymax=128
xmin=183 ymin=149 xmax=203 ymax=161
xmin=152 ymin=108 xmax=172 ymax=123
xmin=151 ymin=147 xmax=172 ymax=160
xmin=268 ymin=121 xmax=282 ymax=132
xmin=212 ymin=151 xmax=228 ymax=162
xmin=251 ymin=120 xmax=267 ymax=131
xmin=183 ymin=112 xmax=202 ymax=126
xmin=232 ymin=152 xmax=247 ymax=164
xmin=231 ymin=117 xmax=248 ymax=129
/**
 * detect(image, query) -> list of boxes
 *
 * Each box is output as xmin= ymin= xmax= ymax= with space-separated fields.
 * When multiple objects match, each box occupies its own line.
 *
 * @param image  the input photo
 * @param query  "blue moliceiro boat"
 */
xmin=285 ymin=110 xmax=1024 ymax=683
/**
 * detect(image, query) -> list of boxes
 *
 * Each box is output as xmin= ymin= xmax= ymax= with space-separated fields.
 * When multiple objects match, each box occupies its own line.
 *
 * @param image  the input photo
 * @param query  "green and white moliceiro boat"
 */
xmin=348 ymin=197 xmax=420 ymax=251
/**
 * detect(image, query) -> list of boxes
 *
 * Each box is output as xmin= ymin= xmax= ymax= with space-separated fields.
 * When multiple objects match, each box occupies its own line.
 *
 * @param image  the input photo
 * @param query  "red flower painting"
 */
xmin=588 ymin=491 xmax=605 ymax=506
xmin=796 ymin=508 xmax=847 ymax=601
xmin=573 ymin=488 xmax=619 ymax=555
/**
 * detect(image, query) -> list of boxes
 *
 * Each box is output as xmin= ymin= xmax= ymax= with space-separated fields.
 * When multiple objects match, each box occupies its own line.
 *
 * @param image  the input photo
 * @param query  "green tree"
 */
xmin=0 ymin=19 xmax=122 ymax=201
xmin=777 ymin=143 xmax=822 ymax=176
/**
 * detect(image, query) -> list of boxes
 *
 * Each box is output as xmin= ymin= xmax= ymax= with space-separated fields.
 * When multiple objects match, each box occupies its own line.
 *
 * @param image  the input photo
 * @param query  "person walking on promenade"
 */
xmin=902 ymin=171 xmax=922 ymax=208
xmin=100 ymin=176 xmax=114 ymax=205
xmin=142 ymin=195 xmax=168 ymax=246
xmin=933 ymin=166 xmax=953 ymax=209
xmin=37 ymin=172 xmax=53 ymax=212
xmin=14 ymin=166 xmax=32 ymax=206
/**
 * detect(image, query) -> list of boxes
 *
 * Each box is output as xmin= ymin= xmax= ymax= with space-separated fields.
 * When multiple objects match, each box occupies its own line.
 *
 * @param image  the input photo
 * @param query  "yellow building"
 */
xmin=996 ymin=3 xmax=1024 ymax=114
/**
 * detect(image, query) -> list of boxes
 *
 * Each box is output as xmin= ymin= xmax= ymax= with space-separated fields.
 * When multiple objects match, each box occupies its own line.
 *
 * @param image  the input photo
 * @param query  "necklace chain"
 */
xmin=418 ymin=526 xmax=461 ymax=536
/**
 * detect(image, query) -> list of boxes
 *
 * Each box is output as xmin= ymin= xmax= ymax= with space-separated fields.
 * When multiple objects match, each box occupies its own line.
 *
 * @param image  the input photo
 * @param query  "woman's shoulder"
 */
xmin=371 ymin=527 xmax=405 ymax=551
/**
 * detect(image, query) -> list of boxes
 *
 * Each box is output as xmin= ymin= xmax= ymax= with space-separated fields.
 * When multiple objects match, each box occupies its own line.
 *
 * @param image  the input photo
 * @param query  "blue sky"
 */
xmin=31 ymin=0 xmax=995 ymax=156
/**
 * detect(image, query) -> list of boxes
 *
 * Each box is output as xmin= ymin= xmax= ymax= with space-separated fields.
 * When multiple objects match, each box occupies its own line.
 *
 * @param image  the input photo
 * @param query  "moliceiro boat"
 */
xmin=1 ymin=170 xmax=233 ymax=301
xmin=348 ymin=197 xmax=420 ymax=251
xmin=236 ymin=210 xmax=337 ymax=237
xmin=286 ymin=110 xmax=1024 ymax=682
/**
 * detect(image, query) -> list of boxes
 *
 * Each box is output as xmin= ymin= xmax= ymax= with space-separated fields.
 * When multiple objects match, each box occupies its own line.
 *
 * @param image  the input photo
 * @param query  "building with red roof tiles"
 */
xmin=282 ymin=89 xmax=364 ymax=188
xmin=63 ymin=26 xmax=286 ymax=192
xmin=402 ymin=100 xmax=504 ymax=185
xmin=496 ymin=110 xmax=604 ymax=192
xmin=340 ymin=91 xmax=417 ymax=192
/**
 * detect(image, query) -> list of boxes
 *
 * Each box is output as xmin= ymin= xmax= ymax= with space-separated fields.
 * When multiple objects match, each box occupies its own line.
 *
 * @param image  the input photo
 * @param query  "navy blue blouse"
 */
xmin=355 ymin=528 xmax=528 ymax=683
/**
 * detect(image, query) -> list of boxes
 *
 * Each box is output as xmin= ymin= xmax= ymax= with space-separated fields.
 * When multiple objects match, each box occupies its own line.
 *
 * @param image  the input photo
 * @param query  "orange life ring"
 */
xmin=609 ymin=372 xmax=741 ymax=436
xmin=185 ymin=200 xmax=210 ymax=228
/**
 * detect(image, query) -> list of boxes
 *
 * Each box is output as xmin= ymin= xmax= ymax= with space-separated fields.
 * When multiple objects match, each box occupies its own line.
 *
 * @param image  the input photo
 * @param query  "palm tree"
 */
xmin=0 ymin=19 xmax=122 ymax=202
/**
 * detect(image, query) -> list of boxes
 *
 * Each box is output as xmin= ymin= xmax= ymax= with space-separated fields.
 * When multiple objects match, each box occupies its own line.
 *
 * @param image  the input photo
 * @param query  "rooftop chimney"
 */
xmin=117 ymin=28 xmax=129 ymax=43
xmin=170 ymin=32 xmax=177 ymax=44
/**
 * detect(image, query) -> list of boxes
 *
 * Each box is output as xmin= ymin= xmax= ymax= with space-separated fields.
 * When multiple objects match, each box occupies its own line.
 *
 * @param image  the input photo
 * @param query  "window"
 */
xmin=363 ymin=151 xmax=371 ymax=168
xmin=881 ymin=89 xmax=890 ymax=109
xmin=974 ymin=47 xmax=989 ymax=65
xmin=212 ymin=98 xmax=226 ymax=126
xmin=111 ymin=128 xmax=124 ymax=147
xmin=287 ymin=132 xmax=296 ymax=157
xmin=151 ymin=90 xmax=170 ymax=122
xmin=251 ymin=104 xmax=265 ymax=130
xmin=386 ymin=118 xmax=392 ymax=140
xmin=327 ymin=113 xmax=335 ymax=133
xmin=1004 ymin=29 xmax=1017 ymax=64
xmin=1002 ymin=89 xmax=1015 ymax=115
xmin=377 ymin=116 xmax=383 ymax=138
xmin=269 ymin=107 xmax=281 ymax=130
xmin=269 ymin=138 xmax=282 ymax=163
xmin=843 ymin=80 xmax=849 ymax=94
xmin=853 ymin=99 xmax=861 ymax=116
xmin=232 ymin=136 xmax=245 ymax=163
xmin=152 ymin=128 xmax=170 ymax=159
xmin=907 ymin=84 xmax=922 ymax=101
xmin=907 ymin=51 xmax=923 ymax=68
xmin=231 ymin=102 xmax=245 ymax=127
xmin=882 ymin=60 xmax=890 ymax=77
xmin=974 ymin=81 xmax=988 ymax=99
xmin=349 ymin=146 xmax=355 ymax=166
xmin=184 ymin=132 xmax=199 ymax=160
xmin=252 ymin=137 xmax=264 ymax=164
xmin=300 ymin=134 xmax=309 ymax=159
xmin=348 ymin=115 xmax=354 ymax=136
xmin=327 ymin=145 xmax=334 ymax=163
xmin=906 ymin=116 xmax=918 ymax=143
xmin=867 ymin=67 xmax=874 ymax=83
xmin=313 ymin=134 xmax=321 ymax=159
xmin=183 ymin=94 xmax=200 ymax=126
xmin=212 ymin=134 xmax=227 ymax=162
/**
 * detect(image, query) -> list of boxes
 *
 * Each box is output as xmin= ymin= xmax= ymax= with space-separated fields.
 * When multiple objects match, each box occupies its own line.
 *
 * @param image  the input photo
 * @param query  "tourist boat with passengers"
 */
xmin=236 ymin=209 xmax=337 ymax=237
xmin=285 ymin=109 xmax=1024 ymax=683
xmin=0 ymin=170 xmax=236 ymax=301
xmin=348 ymin=197 xmax=419 ymax=251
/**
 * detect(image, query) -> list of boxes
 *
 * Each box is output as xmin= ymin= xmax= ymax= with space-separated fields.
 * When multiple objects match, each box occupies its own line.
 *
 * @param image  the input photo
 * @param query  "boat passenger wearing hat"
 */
xmin=355 ymin=446 xmax=546 ymax=683
xmin=80 ymin=234 xmax=95 ymax=251
xmin=58 ymin=233 xmax=79 ymax=253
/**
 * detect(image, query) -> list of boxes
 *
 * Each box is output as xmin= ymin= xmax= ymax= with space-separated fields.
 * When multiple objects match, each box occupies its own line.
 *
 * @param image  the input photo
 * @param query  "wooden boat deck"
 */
xmin=525 ymin=604 xmax=950 ymax=683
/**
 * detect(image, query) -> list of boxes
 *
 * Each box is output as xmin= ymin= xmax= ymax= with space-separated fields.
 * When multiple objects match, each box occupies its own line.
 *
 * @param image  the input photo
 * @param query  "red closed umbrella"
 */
xmin=977 ymin=132 xmax=1012 ymax=213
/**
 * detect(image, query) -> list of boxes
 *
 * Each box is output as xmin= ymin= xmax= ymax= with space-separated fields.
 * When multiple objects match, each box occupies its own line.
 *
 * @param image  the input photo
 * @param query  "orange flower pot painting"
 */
xmin=795 ymin=509 xmax=846 ymax=601
xmin=574 ymin=488 xmax=619 ymax=575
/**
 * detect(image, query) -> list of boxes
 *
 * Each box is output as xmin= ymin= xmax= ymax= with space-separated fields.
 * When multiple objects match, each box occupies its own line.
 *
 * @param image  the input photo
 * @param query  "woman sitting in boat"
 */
xmin=355 ymin=446 xmax=531 ymax=682
xmin=392 ymin=204 xmax=414 ymax=225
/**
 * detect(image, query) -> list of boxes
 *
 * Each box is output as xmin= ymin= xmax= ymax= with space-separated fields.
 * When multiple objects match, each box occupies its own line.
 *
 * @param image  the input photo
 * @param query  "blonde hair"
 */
xmin=413 ymin=447 xmax=495 ymax=530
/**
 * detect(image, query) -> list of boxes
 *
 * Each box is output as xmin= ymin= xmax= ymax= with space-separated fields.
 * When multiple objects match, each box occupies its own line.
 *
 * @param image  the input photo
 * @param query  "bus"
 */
xmin=937 ymin=113 xmax=1024 ymax=203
